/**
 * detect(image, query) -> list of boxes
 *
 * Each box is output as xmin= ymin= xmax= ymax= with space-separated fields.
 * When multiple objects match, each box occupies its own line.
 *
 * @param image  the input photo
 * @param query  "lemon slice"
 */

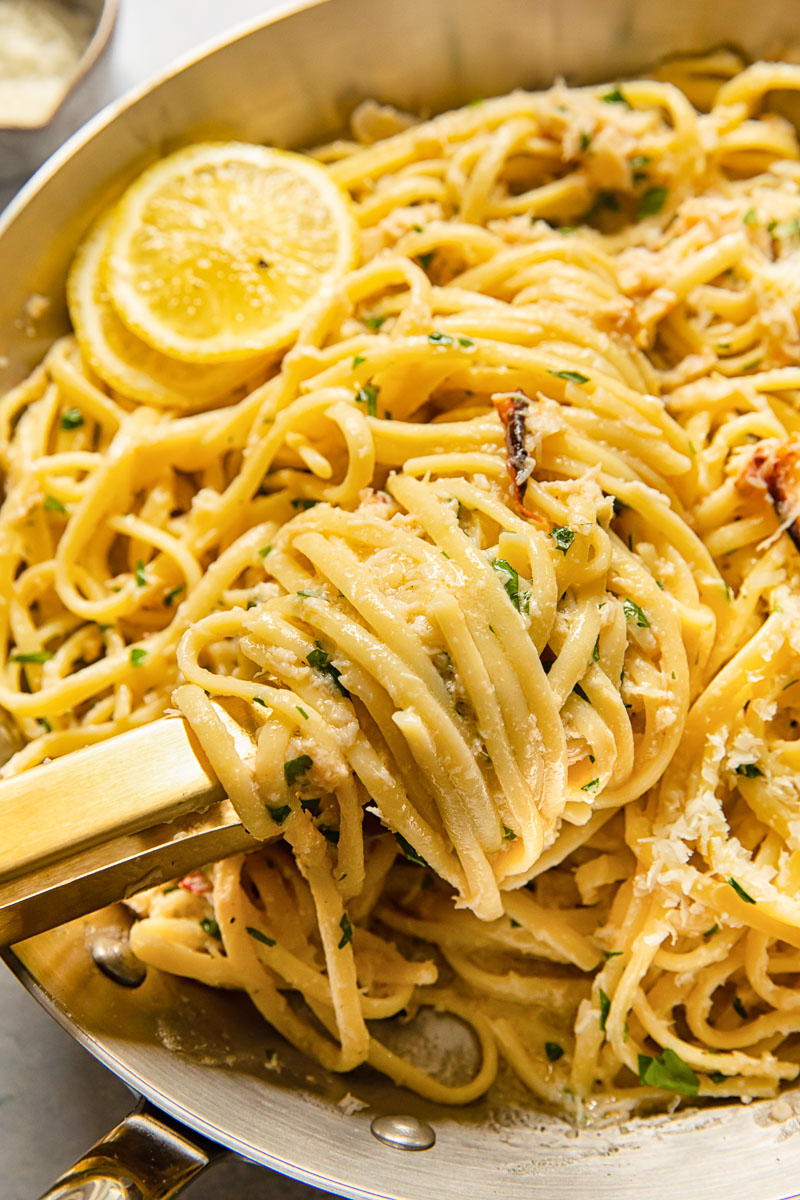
xmin=105 ymin=143 xmax=358 ymax=363
xmin=67 ymin=211 xmax=261 ymax=410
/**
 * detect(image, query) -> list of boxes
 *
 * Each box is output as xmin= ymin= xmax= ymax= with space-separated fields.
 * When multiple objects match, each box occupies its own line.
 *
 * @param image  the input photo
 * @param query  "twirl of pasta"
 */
xmin=6 ymin=54 xmax=800 ymax=1119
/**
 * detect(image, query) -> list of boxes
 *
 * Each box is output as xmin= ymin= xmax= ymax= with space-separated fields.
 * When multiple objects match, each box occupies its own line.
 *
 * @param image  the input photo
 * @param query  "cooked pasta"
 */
xmin=6 ymin=52 xmax=800 ymax=1119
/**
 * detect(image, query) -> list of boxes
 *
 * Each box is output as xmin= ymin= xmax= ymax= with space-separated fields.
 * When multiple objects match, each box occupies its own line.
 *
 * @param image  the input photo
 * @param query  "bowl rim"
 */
xmin=0 ymin=0 xmax=120 ymax=134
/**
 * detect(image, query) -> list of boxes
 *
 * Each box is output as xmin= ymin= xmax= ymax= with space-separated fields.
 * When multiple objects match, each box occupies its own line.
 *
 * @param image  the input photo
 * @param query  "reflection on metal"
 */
xmin=91 ymin=935 xmax=146 ymax=989
xmin=36 ymin=1105 xmax=218 ymax=1200
xmin=370 ymin=1114 xmax=436 ymax=1152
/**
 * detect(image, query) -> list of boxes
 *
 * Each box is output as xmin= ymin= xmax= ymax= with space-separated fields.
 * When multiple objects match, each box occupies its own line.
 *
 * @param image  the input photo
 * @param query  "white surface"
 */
xmin=0 ymin=4 xmax=336 ymax=1195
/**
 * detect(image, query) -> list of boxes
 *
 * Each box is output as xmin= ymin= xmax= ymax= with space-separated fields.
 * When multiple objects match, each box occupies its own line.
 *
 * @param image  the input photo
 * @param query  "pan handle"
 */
xmin=36 ymin=1098 xmax=225 ymax=1200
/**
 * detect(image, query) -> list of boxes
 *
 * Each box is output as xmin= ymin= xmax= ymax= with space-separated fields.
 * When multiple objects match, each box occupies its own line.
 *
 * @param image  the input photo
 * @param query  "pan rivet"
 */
xmin=91 ymin=935 xmax=147 ymax=988
xmin=370 ymin=1114 xmax=436 ymax=1151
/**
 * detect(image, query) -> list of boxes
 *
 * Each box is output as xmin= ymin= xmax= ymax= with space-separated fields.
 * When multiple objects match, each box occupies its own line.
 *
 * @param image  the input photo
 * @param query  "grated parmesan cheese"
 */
xmin=0 ymin=0 xmax=93 ymax=127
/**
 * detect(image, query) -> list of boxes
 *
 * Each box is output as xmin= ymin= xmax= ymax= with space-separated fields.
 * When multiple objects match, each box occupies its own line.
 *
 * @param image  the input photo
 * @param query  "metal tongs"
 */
xmin=0 ymin=713 xmax=261 ymax=946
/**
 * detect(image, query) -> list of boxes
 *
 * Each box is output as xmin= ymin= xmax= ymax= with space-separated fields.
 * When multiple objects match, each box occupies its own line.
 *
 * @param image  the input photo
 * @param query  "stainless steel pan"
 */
xmin=4 ymin=1 xmax=800 ymax=1196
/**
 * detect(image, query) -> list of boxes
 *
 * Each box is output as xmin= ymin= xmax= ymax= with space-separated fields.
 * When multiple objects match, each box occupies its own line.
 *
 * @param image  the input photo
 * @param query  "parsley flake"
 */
xmin=545 ymin=1041 xmax=564 ymax=1062
xmin=728 ymin=877 xmax=756 ymax=904
xmin=550 ymin=369 xmax=589 ymax=385
xmin=356 ymin=382 xmax=379 ymax=417
xmin=395 ymin=833 xmax=429 ymax=867
xmin=307 ymin=641 xmax=349 ymax=695
xmin=492 ymin=558 xmax=529 ymax=614
xmin=12 ymin=650 xmax=53 ymax=663
xmin=735 ymin=763 xmax=762 ymax=778
xmin=338 ymin=913 xmax=353 ymax=949
xmin=247 ymin=926 xmax=276 ymax=947
xmin=60 ymin=407 xmax=84 ymax=430
xmin=130 ymin=647 xmax=147 ymax=667
xmin=43 ymin=495 xmax=66 ymax=514
xmin=135 ymin=560 xmax=147 ymax=587
xmin=637 ymin=186 xmax=668 ymax=220
xmin=268 ymin=804 xmax=292 ymax=825
xmin=581 ymin=777 xmax=600 ymax=793
xmin=623 ymin=597 xmax=650 ymax=628
xmin=163 ymin=584 xmax=185 ymax=606
xmin=601 ymin=87 xmax=629 ymax=105
xmin=638 ymin=1048 xmax=699 ymax=1096
xmin=550 ymin=526 xmax=575 ymax=554
xmin=599 ymin=988 xmax=611 ymax=1030
xmin=200 ymin=917 xmax=221 ymax=940
xmin=284 ymin=754 xmax=312 ymax=784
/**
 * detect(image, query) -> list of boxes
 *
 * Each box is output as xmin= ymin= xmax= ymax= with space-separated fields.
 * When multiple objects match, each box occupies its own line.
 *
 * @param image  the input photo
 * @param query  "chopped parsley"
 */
xmin=200 ymin=917 xmax=221 ymax=940
xmin=253 ymin=696 xmax=267 ymax=707
xmin=364 ymin=315 xmax=387 ymax=331
xmin=638 ymin=1048 xmax=699 ymax=1096
xmin=43 ymin=495 xmax=66 ymax=513
xmin=743 ymin=208 xmax=757 ymax=226
xmin=352 ymin=354 xmax=366 ymax=368
xmin=458 ymin=336 xmax=475 ymax=348
xmin=623 ymin=597 xmax=650 ymax=628
xmin=545 ymin=1042 xmax=564 ymax=1062
xmin=268 ymin=804 xmax=292 ymax=825
xmin=12 ymin=650 xmax=53 ymax=663
xmin=429 ymin=330 xmax=455 ymax=346
xmin=709 ymin=1071 xmax=727 ymax=1084
xmin=356 ymin=382 xmax=379 ymax=417
xmin=502 ymin=824 xmax=517 ymax=841
xmin=549 ymin=368 xmax=589 ymax=385
xmin=246 ymin=926 xmax=276 ymax=947
xmin=728 ymin=877 xmax=756 ymax=904
xmin=592 ymin=639 xmax=600 ymax=662
xmin=291 ymin=498 xmax=319 ymax=511
xmin=510 ymin=917 xmax=522 ymax=928
xmin=37 ymin=716 xmax=52 ymax=732
xmin=732 ymin=995 xmax=748 ymax=1020
xmin=735 ymin=763 xmax=762 ymax=778
xmin=418 ymin=251 xmax=434 ymax=270
xmin=307 ymin=641 xmax=348 ymax=695
xmin=130 ymin=647 xmax=147 ymax=667
xmin=135 ymin=560 xmax=147 ymax=587
xmin=296 ymin=706 xmax=309 ymax=720
xmin=601 ymin=87 xmax=628 ymax=105
xmin=550 ymin=526 xmax=575 ymax=555
xmin=581 ymin=777 xmax=600 ymax=793
xmin=297 ymin=589 xmax=320 ymax=599
xmin=163 ymin=584 xmax=185 ymax=606
xmin=258 ymin=545 xmax=273 ymax=558
xmin=284 ymin=754 xmax=312 ymax=785
xmin=60 ymin=407 xmax=84 ymax=430
xmin=338 ymin=913 xmax=353 ymax=949
xmin=637 ymin=187 xmax=668 ymax=220
xmin=703 ymin=924 xmax=719 ymax=938
xmin=395 ymin=832 xmax=429 ymax=867
xmin=492 ymin=558 xmax=529 ymax=614
xmin=580 ymin=131 xmax=592 ymax=151
xmin=598 ymin=988 xmax=611 ymax=1030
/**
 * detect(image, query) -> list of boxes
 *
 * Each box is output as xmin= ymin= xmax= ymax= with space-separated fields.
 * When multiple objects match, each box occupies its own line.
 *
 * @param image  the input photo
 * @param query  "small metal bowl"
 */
xmin=0 ymin=0 xmax=118 ymax=188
